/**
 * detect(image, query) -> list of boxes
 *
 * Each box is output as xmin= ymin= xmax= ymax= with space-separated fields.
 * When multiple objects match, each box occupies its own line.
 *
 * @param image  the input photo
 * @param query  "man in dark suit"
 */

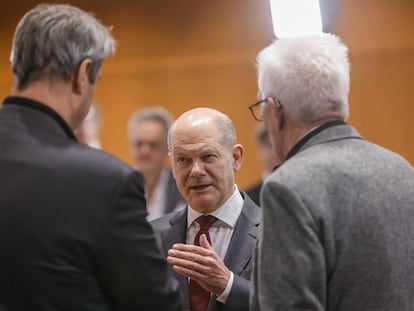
xmin=151 ymin=107 xmax=260 ymax=311
xmin=128 ymin=107 xmax=185 ymax=221
xmin=0 ymin=4 xmax=181 ymax=310
xmin=249 ymin=34 xmax=414 ymax=311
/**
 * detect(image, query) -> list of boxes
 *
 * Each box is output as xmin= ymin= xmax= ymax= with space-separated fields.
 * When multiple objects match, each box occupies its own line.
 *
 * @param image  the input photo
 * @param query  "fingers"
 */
xmin=167 ymin=245 xmax=215 ymax=270
xmin=199 ymin=234 xmax=213 ymax=250
xmin=170 ymin=258 xmax=208 ymax=281
xmin=170 ymin=239 xmax=212 ymax=254
xmin=167 ymin=248 xmax=213 ymax=283
xmin=166 ymin=242 xmax=231 ymax=295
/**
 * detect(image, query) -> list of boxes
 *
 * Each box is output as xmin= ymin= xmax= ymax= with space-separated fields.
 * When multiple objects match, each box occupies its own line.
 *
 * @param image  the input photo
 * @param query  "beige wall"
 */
xmin=336 ymin=0 xmax=414 ymax=169
xmin=0 ymin=0 xmax=413 ymax=190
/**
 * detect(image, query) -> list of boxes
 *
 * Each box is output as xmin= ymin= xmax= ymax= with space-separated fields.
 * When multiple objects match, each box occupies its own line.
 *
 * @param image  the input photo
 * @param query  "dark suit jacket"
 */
xmin=245 ymin=181 xmax=263 ymax=206
xmin=151 ymin=192 xmax=260 ymax=311
xmin=0 ymin=96 xmax=181 ymax=311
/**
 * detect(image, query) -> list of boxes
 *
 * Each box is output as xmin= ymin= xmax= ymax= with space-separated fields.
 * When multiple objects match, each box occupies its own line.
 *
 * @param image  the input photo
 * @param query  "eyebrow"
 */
xmin=172 ymin=145 xmax=218 ymax=155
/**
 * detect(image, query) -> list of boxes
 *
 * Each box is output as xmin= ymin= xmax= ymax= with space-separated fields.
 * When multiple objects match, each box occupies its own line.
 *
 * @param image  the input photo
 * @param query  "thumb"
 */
xmin=199 ymin=234 xmax=213 ymax=249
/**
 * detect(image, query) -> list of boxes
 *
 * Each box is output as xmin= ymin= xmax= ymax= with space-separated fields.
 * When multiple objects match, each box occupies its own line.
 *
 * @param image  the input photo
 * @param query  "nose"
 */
xmin=136 ymin=142 xmax=153 ymax=155
xmin=190 ymin=160 xmax=205 ymax=177
xmin=140 ymin=144 xmax=151 ymax=154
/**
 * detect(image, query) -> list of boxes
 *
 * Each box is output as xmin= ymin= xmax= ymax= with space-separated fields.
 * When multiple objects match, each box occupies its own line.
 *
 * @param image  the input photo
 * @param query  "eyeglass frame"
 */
xmin=248 ymin=97 xmax=282 ymax=121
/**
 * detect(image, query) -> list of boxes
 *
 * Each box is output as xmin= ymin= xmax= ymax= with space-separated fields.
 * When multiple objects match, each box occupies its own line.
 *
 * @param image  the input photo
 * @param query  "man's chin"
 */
xmin=187 ymin=193 xmax=219 ymax=213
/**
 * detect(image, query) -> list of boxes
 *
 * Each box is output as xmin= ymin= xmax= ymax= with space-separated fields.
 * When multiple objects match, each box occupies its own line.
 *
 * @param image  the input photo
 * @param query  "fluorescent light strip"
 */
xmin=270 ymin=0 xmax=323 ymax=38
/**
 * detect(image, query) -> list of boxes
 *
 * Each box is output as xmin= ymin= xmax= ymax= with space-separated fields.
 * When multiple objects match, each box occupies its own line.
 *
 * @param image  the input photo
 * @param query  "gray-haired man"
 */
xmin=0 ymin=4 xmax=181 ymax=310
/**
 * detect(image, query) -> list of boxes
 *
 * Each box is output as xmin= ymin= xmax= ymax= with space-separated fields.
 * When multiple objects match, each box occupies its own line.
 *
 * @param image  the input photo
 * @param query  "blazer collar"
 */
xmin=3 ymin=96 xmax=76 ymax=140
xmin=161 ymin=208 xmax=190 ymax=307
xmin=285 ymin=122 xmax=363 ymax=162
xmin=162 ymin=208 xmax=188 ymax=253
xmin=286 ymin=120 xmax=346 ymax=160
xmin=165 ymin=193 xmax=260 ymax=275
xmin=160 ymin=195 xmax=260 ymax=308
xmin=223 ymin=193 xmax=260 ymax=275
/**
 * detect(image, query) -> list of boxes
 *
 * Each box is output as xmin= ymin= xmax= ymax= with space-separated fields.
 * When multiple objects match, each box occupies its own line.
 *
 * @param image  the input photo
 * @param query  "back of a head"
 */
xmin=256 ymin=33 xmax=350 ymax=126
xmin=10 ymin=4 xmax=116 ymax=90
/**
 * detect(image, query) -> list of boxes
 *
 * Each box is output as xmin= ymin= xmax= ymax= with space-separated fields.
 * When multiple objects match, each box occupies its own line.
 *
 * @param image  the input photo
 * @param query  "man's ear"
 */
xmin=269 ymin=97 xmax=284 ymax=131
xmin=72 ymin=58 xmax=93 ymax=94
xmin=232 ymin=144 xmax=244 ymax=172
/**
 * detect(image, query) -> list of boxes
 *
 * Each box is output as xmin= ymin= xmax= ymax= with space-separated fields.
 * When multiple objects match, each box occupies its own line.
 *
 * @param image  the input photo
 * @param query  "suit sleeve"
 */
xmin=98 ymin=170 xmax=182 ymax=311
xmin=252 ymin=180 xmax=326 ymax=311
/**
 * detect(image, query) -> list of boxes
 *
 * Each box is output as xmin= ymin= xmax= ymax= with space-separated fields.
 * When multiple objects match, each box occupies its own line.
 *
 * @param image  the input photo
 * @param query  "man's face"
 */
xmin=170 ymin=118 xmax=242 ymax=214
xmin=129 ymin=120 xmax=168 ymax=175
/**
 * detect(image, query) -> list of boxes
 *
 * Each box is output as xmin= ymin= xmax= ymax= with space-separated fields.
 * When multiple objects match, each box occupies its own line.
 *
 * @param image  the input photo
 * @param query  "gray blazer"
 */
xmin=152 ymin=192 xmax=260 ymax=311
xmin=251 ymin=123 xmax=414 ymax=311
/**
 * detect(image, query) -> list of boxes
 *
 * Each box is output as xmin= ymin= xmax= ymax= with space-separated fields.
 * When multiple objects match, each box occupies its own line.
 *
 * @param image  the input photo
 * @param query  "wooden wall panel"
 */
xmin=335 ymin=0 xmax=414 ymax=167
xmin=0 ymin=0 xmax=412 ymax=191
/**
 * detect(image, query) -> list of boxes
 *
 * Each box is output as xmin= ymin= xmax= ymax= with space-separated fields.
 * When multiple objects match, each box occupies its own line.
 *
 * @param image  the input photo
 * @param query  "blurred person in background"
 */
xmin=249 ymin=33 xmax=414 ymax=311
xmin=128 ymin=107 xmax=185 ymax=221
xmin=74 ymin=104 xmax=102 ymax=149
xmin=0 ymin=4 xmax=181 ymax=310
xmin=245 ymin=124 xmax=281 ymax=205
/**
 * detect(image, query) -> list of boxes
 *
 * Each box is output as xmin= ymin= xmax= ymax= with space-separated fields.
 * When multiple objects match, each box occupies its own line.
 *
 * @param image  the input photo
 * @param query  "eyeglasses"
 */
xmin=248 ymin=97 xmax=282 ymax=121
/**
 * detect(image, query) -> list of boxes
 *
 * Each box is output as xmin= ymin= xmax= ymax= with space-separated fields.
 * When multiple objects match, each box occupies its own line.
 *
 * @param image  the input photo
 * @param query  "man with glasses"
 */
xmin=249 ymin=34 xmax=414 ymax=311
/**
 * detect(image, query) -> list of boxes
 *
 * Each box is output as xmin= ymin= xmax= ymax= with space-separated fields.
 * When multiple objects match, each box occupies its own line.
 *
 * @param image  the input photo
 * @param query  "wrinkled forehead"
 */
xmin=171 ymin=142 xmax=221 ymax=159
xmin=171 ymin=122 xmax=221 ymax=147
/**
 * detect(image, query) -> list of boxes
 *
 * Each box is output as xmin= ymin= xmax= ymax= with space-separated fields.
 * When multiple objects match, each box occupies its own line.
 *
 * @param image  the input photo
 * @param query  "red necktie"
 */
xmin=189 ymin=215 xmax=217 ymax=311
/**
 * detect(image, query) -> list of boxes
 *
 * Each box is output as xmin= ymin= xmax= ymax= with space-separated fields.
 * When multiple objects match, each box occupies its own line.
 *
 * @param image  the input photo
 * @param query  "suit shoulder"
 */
xmin=150 ymin=210 xmax=185 ymax=233
xmin=70 ymin=143 xmax=136 ymax=177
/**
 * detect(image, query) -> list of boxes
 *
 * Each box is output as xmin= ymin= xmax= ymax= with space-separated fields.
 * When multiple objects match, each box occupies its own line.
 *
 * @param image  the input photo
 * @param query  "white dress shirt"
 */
xmin=186 ymin=185 xmax=244 ymax=303
xmin=146 ymin=168 xmax=169 ymax=222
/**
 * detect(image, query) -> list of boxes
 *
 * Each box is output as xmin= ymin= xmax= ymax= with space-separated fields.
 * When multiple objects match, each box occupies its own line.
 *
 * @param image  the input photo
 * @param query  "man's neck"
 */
xmin=13 ymin=80 xmax=76 ymax=129
xmin=281 ymin=116 xmax=344 ymax=161
xmin=142 ymin=167 xmax=165 ymax=200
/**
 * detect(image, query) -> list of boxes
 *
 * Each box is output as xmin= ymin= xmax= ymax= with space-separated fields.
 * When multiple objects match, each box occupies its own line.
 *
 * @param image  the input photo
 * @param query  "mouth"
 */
xmin=189 ymin=184 xmax=211 ymax=191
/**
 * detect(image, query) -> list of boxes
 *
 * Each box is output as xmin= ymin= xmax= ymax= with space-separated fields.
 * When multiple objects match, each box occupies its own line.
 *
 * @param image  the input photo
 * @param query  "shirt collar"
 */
xmin=187 ymin=185 xmax=244 ymax=229
xmin=3 ymin=96 xmax=76 ymax=140
xmin=285 ymin=120 xmax=346 ymax=161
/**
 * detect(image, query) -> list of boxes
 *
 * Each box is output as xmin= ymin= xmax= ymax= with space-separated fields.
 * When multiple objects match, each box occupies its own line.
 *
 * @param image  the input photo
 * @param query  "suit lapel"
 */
xmin=160 ymin=209 xmax=191 ymax=309
xmin=223 ymin=196 xmax=260 ymax=275
xmin=160 ymin=197 xmax=260 ymax=310
xmin=208 ymin=195 xmax=260 ymax=310
xmin=160 ymin=211 xmax=186 ymax=254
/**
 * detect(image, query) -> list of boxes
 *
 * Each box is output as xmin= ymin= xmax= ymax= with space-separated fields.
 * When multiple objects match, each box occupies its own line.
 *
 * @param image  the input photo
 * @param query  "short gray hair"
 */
xmin=10 ymin=4 xmax=116 ymax=90
xmin=128 ymin=107 xmax=173 ymax=142
xmin=256 ymin=33 xmax=350 ymax=126
xmin=214 ymin=113 xmax=237 ymax=150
